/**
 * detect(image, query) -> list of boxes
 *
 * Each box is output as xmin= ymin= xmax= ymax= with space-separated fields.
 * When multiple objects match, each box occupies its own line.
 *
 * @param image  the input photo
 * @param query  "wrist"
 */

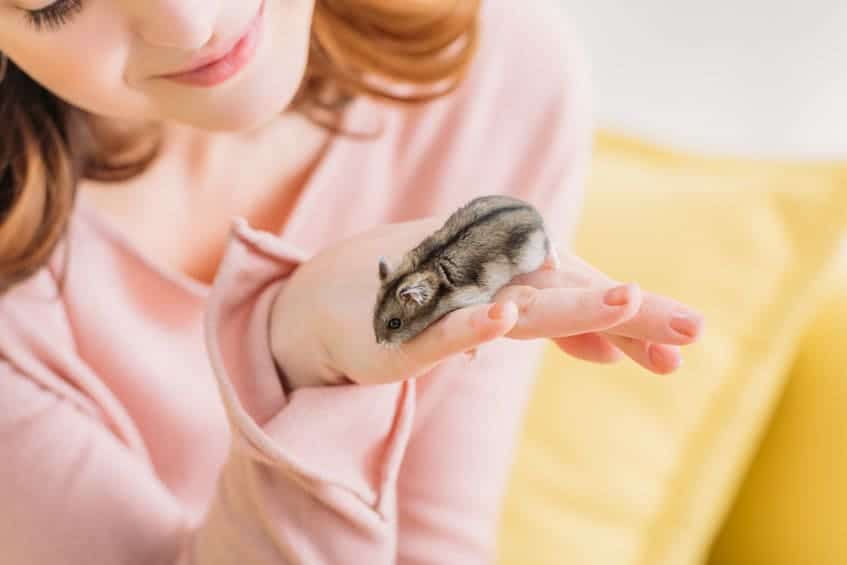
xmin=268 ymin=288 xmax=309 ymax=392
xmin=271 ymin=356 xmax=299 ymax=394
xmin=268 ymin=284 xmax=345 ymax=392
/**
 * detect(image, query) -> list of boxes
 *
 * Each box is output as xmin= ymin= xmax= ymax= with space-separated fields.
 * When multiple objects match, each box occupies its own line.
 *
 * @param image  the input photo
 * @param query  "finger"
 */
xmin=607 ymin=293 xmax=704 ymax=345
xmin=515 ymin=269 xmax=705 ymax=346
xmin=512 ymin=250 xmax=605 ymax=288
xmin=496 ymin=283 xmax=643 ymax=340
xmin=552 ymin=333 xmax=625 ymax=364
xmin=606 ymin=335 xmax=682 ymax=375
xmin=398 ymin=301 xmax=519 ymax=372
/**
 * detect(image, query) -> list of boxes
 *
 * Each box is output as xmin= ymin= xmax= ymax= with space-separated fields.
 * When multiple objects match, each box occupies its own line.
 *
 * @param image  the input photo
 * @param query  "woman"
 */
xmin=0 ymin=0 xmax=703 ymax=563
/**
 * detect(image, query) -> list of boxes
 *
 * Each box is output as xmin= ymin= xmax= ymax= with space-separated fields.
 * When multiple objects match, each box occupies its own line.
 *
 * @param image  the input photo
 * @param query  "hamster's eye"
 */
xmin=387 ymin=318 xmax=402 ymax=330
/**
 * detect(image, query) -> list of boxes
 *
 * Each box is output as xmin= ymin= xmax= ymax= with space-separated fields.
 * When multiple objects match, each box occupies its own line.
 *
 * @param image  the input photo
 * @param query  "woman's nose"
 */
xmin=130 ymin=0 xmax=219 ymax=50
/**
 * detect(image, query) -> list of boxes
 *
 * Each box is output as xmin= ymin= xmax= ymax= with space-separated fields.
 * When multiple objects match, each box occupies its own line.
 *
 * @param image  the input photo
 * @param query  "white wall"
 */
xmin=558 ymin=0 xmax=847 ymax=158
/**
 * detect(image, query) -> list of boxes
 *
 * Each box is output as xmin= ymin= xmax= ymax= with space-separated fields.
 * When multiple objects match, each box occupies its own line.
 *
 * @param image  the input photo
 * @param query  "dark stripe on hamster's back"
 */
xmin=430 ymin=205 xmax=539 ymax=288
xmin=436 ymin=260 xmax=457 ymax=288
xmin=417 ymin=204 xmax=532 ymax=267
xmin=505 ymin=223 xmax=539 ymax=264
xmin=404 ymin=197 xmax=537 ymax=267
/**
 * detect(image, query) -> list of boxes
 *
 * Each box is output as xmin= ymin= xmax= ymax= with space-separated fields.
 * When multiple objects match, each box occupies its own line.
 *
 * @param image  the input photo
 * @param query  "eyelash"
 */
xmin=25 ymin=0 xmax=83 ymax=32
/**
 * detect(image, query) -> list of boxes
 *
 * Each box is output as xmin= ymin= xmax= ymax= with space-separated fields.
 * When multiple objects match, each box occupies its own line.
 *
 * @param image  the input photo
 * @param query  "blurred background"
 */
xmin=496 ymin=2 xmax=847 ymax=564
xmin=562 ymin=0 xmax=847 ymax=159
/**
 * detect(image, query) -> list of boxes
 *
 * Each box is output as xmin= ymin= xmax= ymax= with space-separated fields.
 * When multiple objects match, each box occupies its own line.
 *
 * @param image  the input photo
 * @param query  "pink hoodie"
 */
xmin=0 ymin=1 xmax=592 ymax=563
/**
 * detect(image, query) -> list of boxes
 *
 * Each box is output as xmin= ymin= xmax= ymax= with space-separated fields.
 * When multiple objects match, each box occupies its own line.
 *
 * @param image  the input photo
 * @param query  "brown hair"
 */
xmin=0 ymin=0 xmax=480 ymax=293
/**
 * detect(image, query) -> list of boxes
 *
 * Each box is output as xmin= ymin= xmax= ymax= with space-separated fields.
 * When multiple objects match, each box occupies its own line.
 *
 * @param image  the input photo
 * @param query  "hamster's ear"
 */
xmin=397 ymin=280 xmax=433 ymax=306
xmin=378 ymin=257 xmax=392 ymax=281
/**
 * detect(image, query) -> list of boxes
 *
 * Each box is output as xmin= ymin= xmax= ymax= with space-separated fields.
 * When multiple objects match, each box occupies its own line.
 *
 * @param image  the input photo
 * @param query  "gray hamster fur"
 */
xmin=373 ymin=195 xmax=558 ymax=345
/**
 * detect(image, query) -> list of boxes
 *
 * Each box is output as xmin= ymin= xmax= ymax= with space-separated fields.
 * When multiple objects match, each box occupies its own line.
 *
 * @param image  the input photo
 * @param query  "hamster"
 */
xmin=373 ymin=195 xmax=559 ymax=346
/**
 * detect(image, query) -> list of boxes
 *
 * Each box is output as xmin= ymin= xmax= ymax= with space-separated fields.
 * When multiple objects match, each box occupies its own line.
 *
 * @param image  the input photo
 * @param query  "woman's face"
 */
xmin=0 ymin=0 xmax=316 ymax=131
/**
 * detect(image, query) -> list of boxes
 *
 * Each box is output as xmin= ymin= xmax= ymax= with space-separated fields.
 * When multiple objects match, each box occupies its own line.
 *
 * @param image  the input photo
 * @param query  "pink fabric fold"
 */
xmin=205 ymin=218 xmax=416 ymax=511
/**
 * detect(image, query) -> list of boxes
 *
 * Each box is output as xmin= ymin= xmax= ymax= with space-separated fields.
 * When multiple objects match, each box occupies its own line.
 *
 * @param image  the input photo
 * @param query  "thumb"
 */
xmin=391 ymin=302 xmax=519 ymax=375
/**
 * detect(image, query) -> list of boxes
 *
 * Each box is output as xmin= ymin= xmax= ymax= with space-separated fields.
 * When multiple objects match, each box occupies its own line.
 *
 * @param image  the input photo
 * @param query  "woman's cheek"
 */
xmin=1 ymin=20 xmax=148 ymax=119
xmin=52 ymin=36 xmax=148 ymax=118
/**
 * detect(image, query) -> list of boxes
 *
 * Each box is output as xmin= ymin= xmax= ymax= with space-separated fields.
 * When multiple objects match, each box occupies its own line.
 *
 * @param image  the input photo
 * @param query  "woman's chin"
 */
xmin=164 ymin=81 xmax=301 ymax=133
xmin=197 ymin=99 xmax=295 ymax=133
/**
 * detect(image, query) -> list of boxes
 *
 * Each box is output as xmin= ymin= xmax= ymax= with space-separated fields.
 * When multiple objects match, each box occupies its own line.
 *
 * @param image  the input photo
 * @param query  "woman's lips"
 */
xmin=160 ymin=1 xmax=265 ymax=88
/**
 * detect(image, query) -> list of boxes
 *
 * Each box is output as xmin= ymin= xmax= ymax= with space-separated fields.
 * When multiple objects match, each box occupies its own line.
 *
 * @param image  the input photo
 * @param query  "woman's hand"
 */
xmin=498 ymin=251 xmax=703 ymax=375
xmin=269 ymin=217 xmax=703 ymax=390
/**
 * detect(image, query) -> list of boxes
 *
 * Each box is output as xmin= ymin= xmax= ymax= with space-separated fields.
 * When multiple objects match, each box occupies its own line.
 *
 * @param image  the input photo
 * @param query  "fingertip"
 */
xmin=502 ymin=301 xmax=520 ymax=331
xmin=491 ymin=300 xmax=518 ymax=322
xmin=598 ymin=284 xmax=642 ymax=329
xmin=488 ymin=301 xmax=507 ymax=321
xmin=648 ymin=344 xmax=682 ymax=374
xmin=670 ymin=311 xmax=706 ymax=342
xmin=476 ymin=301 xmax=517 ymax=338
xmin=604 ymin=282 xmax=642 ymax=307
xmin=621 ymin=283 xmax=644 ymax=320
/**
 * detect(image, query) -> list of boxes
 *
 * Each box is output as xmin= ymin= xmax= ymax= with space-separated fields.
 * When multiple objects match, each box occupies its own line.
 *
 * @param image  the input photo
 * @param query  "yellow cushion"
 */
xmin=497 ymin=130 xmax=847 ymax=565
xmin=707 ymin=254 xmax=847 ymax=564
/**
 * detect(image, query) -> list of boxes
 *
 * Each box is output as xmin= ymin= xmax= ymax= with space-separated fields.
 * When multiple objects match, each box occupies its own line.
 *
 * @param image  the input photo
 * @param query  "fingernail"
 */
xmin=604 ymin=284 xmax=631 ymax=306
xmin=489 ymin=302 xmax=506 ymax=320
xmin=670 ymin=313 xmax=700 ymax=338
xmin=648 ymin=345 xmax=663 ymax=367
xmin=489 ymin=301 xmax=516 ymax=321
xmin=649 ymin=345 xmax=682 ymax=373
